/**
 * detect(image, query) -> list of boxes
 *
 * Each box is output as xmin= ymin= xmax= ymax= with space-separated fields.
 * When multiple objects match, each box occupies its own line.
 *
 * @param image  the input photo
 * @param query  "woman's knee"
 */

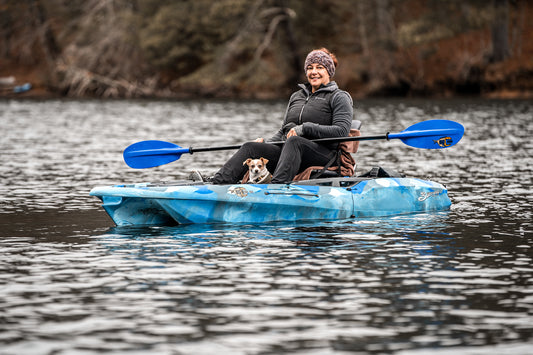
xmin=241 ymin=141 xmax=281 ymax=159
xmin=283 ymin=136 xmax=308 ymax=152
xmin=285 ymin=135 xmax=307 ymax=146
xmin=240 ymin=142 xmax=262 ymax=156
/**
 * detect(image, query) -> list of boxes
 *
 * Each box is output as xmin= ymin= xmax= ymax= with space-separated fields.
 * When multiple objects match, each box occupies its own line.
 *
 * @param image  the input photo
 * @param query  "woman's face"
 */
xmin=306 ymin=63 xmax=330 ymax=92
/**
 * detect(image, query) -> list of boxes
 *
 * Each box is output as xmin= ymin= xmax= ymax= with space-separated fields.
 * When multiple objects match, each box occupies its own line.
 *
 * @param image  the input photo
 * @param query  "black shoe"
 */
xmin=188 ymin=170 xmax=216 ymax=183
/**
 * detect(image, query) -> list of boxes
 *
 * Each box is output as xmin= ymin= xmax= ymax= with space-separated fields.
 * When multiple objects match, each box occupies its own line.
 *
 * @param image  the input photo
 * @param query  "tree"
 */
xmin=490 ymin=0 xmax=510 ymax=62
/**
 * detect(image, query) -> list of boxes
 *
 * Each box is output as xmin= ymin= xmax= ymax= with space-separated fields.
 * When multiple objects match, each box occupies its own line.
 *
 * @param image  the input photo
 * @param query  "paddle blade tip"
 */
xmin=392 ymin=119 xmax=465 ymax=149
xmin=123 ymin=140 xmax=184 ymax=169
xmin=424 ymin=119 xmax=464 ymax=149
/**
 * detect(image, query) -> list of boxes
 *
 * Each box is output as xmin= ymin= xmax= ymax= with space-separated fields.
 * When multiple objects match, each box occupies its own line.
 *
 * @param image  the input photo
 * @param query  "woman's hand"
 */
xmin=255 ymin=137 xmax=264 ymax=143
xmin=286 ymin=128 xmax=297 ymax=138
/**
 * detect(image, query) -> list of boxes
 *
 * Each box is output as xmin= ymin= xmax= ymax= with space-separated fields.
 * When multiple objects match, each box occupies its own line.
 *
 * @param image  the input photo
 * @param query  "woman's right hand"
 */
xmin=255 ymin=137 xmax=264 ymax=143
xmin=286 ymin=128 xmax=297 ymax=138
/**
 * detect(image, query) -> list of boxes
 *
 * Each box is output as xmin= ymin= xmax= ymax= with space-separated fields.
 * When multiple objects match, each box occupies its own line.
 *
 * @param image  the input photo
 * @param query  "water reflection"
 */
xmin=59 ymin=214 xmax=528 ymax=353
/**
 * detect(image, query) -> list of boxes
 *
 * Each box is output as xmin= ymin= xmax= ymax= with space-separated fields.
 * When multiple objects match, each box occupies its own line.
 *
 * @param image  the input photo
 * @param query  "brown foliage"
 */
xmin=0 ymin=0 xmax=531 ymax=98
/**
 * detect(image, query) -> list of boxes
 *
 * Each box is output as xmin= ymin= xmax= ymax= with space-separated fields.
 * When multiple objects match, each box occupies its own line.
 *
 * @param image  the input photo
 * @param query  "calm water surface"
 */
xmin=0 ymin=98 xmax=532 ymax=354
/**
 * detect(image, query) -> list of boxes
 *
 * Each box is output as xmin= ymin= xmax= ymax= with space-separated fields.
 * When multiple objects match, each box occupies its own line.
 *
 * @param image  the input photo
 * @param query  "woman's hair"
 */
xmin=315 ymin=47 xmax=338 ymax=67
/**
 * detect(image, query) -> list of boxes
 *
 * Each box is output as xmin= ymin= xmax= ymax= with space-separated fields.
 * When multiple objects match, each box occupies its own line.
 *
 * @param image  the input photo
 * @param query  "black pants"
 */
xmin=212 ymin=136 xmax=336 ymax=184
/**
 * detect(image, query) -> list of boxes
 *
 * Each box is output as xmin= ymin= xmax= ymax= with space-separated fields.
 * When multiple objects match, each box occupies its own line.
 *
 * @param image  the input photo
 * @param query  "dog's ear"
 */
xmin=243 ymin=158 xmax=252 ymax=166
xmin=260 ymin=157 xmax=269 ymax=165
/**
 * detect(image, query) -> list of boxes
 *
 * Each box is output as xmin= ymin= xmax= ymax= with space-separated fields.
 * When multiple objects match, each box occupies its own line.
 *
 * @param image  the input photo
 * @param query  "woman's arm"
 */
xmin=301 ymin=91 xmax=353 ymax=139
xmin=266 ymin=93 xmax=299 ymax=142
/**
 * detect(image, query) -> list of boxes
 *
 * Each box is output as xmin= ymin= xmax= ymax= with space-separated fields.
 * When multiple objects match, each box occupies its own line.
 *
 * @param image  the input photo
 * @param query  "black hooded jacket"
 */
xmin=268 ymin=81 xmax=353 ymax=148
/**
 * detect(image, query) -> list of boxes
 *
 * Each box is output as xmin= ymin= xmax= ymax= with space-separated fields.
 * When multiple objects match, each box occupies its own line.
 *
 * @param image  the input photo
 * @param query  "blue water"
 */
xmin=0 ymin=98 xmax=531 ymax=354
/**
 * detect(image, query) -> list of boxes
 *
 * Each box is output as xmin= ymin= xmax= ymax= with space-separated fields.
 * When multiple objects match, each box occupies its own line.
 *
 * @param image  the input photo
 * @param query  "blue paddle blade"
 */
xmin=387 ymin=119 xmax=464 ymax=149
xmin=123 ymin=140 xmax=189 ymax=169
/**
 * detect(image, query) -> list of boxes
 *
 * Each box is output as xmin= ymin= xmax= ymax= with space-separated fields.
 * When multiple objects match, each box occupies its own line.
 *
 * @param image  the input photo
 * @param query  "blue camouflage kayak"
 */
xmin=90 ymin=170 xmax=451 ymax=226
xmin=93 ymin=120 xmax=463 ymax=226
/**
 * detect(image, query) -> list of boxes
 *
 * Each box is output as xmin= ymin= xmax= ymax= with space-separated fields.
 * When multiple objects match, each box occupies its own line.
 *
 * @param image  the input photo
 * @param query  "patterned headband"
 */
xmin=304 ymin=50 xmax=335 ymax=77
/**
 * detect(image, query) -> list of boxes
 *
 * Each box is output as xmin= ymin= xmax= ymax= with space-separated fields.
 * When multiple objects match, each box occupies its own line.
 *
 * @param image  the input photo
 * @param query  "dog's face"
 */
xmin=244 ymin=157 xmax=269 ymax=175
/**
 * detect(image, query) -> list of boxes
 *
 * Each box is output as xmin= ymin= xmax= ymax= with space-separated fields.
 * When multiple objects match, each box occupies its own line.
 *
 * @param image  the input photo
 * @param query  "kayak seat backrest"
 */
xmin=357 ymin=166 xmax=406 ymax=178
xmin=351 ymin=120 xmax=362 ymax=130
xmin=293 ymin=120 xmax=362 ymax=181
xmin=342 ymin=119 xmax=362 ymax=154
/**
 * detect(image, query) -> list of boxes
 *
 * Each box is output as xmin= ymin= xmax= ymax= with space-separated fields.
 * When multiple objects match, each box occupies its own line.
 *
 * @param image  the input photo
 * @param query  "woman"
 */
xmin=211 ymin=47 xmax=353 ymax=184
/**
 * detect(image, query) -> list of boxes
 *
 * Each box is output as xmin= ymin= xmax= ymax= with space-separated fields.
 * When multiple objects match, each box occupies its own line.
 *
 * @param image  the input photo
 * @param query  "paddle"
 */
xmin=123 ymin=119 xmax=464 ymax=169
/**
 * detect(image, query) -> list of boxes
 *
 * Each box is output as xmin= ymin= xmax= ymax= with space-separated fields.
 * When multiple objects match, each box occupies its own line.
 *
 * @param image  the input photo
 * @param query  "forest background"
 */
xmin=1 ymin=0 xmax=531 ymax=99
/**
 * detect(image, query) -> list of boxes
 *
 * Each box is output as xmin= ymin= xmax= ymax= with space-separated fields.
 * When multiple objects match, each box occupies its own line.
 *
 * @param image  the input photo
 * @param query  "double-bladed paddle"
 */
xmin=123 ymin=119 xmax=464 ymax=169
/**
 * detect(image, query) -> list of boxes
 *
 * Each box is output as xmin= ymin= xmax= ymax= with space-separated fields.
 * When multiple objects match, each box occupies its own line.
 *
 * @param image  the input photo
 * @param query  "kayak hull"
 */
xmin=90 ymin=177 xmax=451 ymax=226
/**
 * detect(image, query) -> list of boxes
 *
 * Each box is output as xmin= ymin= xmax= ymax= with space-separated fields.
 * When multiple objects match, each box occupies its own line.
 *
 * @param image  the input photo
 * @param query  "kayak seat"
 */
xmin=358 ymin=166 xmax=406 ymax=178
xmin=294 ymin=120 xmax=362 ymax=181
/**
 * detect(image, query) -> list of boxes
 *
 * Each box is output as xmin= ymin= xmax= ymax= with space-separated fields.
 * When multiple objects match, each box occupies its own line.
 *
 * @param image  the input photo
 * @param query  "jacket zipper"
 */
xmin=298 ymin=94 xmax=311 ymax=125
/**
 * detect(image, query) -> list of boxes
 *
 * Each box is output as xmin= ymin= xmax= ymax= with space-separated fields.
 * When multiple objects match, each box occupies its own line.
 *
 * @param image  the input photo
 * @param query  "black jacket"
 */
xmin=269 ymin=81 xmax=353 ymax=147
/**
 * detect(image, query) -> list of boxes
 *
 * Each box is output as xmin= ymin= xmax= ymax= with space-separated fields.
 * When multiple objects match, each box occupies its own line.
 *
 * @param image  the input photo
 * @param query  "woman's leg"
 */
xmin=211 ymin=142 xmax=282 ymax=184
xmin=271 ymin=136 xmax=335 ymax=184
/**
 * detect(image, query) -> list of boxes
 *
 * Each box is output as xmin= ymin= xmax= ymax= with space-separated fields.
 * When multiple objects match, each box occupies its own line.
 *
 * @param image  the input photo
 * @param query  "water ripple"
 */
xmin=1 ymin=99 xmax=532 ymax=354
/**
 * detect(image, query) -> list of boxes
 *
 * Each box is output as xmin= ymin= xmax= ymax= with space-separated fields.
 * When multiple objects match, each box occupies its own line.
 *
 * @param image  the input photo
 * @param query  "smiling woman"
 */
xmin=209 ymin=47 xmax=354 ymax=185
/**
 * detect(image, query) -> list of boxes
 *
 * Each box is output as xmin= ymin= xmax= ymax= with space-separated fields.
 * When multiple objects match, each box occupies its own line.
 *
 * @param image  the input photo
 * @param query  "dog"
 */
xmin=244 ymin=157 xmax=272 ymax=184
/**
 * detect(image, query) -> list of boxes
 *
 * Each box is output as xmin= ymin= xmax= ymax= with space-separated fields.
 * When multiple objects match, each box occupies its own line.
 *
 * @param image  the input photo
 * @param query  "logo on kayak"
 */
xmin=434 ymin=136 xmax=452 ymax=147
xmin=228 ymin=186 xmax=248 ymax=197
xmin=418 ymin=191 xmax=440 ymax=201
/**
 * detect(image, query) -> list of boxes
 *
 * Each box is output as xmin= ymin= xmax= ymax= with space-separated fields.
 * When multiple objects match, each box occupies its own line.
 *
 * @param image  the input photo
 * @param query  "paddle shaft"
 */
xmin=188 ymin=134 xmax=386 ymax=154
xmin=188 ymin=127 xmax=459 ymax=153
xmin=126 ymin=134 xmax=389 ymax=158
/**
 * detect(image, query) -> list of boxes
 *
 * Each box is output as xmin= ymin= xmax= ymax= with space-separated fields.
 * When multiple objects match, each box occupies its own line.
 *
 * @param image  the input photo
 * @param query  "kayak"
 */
xmin=90 ymin=169 xmax=451 ymax=226
xmin=92 ymin=120 xmax=463 ymax=226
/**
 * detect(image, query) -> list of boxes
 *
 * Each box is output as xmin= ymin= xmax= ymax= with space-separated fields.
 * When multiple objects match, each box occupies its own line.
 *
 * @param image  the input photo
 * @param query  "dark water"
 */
xmin=0 ymin=98 xmax=531 ymax=354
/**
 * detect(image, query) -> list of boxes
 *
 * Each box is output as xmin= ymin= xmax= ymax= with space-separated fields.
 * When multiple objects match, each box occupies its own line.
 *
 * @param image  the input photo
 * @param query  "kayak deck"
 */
xmin=90 ymin=175 xmax=451 ymax=226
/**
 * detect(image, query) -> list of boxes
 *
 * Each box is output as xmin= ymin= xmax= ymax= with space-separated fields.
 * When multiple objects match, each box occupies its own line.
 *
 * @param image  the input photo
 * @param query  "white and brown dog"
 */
xmin=244 ymin=157 xmax=272 ymax=184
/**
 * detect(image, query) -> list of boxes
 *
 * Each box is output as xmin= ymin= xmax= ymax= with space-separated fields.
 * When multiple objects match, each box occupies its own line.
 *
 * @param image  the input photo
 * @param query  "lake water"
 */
xmin=0 ymin=98 xmax=532 ymax=354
